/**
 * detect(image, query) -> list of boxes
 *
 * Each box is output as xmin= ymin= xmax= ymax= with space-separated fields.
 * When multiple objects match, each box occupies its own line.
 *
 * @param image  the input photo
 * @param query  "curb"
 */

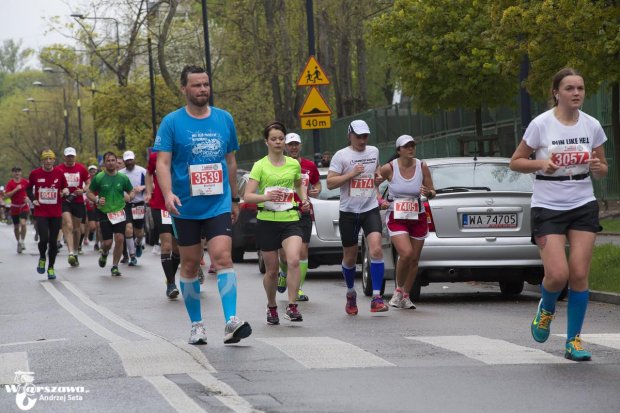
xmin=524 ymin=283 xmax=620 ymax=306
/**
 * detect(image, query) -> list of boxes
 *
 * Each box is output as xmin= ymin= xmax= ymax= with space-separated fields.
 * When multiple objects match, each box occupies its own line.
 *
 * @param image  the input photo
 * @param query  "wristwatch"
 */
xmin=231 ymin=197 xmax=241 ymax=203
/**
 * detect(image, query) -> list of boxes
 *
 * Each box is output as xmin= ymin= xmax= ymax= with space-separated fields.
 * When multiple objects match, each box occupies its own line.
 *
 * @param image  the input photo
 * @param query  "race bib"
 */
xmin=64 ymin=172 xmax=81 ymax=188
xmin=548 ymin=144 xmax=591 ymax=177
xmin=189 ymin=163 xmax=224 ymax=196
xmin=350 ymin=173 xmax=375 ymax=198
xmin=131 ymin=205 xmax=145 ymax=219
xmin=301 ymin=172 xmax=310 ymax=191
xmin=161 ymin=209 xmax=172 ymax=225
xmin=107 ymin=209 xmax=126 ymax=225
xmin=263 ymin=186 xmax=295 ymax=212
xmin=393 ymin=198 xmax=419 ymax=220
xmin=38 ymin=188 xmax=58 ymax=205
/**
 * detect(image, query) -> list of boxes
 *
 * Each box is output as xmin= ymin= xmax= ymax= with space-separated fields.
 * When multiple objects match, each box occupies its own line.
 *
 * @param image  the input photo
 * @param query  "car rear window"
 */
xmin=430 ymin=163 xmax=533 ymax=192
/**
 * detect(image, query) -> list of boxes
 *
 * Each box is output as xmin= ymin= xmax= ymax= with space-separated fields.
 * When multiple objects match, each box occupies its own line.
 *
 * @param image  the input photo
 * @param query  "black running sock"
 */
xmin=161 ymin=253 xmax=176 ymax=284
xmin=79 ymin=234 xmax=85 ymax=246
xmin=171 ymin=252 xmax=181 ymax=277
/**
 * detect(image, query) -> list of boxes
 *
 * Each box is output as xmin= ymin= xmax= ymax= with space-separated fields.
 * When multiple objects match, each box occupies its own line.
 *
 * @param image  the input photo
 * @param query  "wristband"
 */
xmin=231 ymin=197 xmax=240 ymax=203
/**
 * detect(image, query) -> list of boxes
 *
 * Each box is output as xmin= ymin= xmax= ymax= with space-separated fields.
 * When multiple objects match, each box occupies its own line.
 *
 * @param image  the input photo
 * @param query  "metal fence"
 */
xmin=237 ymin=87 xmax=617 ymax=200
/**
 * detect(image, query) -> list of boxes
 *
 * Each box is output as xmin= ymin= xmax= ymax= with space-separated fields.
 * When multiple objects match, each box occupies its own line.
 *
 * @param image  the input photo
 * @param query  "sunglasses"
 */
xmin=353 ymin=134 xmax=369 ymax=139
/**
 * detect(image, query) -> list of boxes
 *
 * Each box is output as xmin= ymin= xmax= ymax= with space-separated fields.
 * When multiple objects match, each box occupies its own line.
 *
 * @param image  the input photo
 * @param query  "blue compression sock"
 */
xmin=342 ymin=264 xmax=356 ymax=289
xmin=217 ymin=270 xmax=238 ymax=322
xmin=567 ymin=289 xmax=589 ymax=340
xmin=180 ymin=279 xmax=202 ymax=323
xmin=370 ymin=259 xmax=385 ymax=293
xmin=541 ymin=284 xmax=562 ymax=313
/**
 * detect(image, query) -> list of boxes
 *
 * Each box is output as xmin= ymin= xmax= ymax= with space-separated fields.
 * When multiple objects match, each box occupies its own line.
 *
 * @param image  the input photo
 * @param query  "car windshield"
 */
xmin=431 ymin=162 xmax=533 ymax=192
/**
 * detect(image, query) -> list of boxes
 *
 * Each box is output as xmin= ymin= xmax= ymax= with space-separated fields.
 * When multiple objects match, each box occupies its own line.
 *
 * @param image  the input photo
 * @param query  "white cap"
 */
xmin=123 ymin=150 xmax=135 ymax=161
xmin=64 ymin=147 xmax=77 ymax=156
xmin=348 ymin=120 xmax=370 ymax=135
xmin=88 ymin=165 xmax=98 ymax=171
xmin=395 ymin=134 xmax=416 ymax=148
xmin=285 ymin=133 xmax=301 ymax=144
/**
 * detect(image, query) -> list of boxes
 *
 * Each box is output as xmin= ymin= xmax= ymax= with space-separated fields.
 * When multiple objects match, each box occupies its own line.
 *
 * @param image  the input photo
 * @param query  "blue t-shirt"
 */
xmin=153 ymin=106 xmax=240 ymax=220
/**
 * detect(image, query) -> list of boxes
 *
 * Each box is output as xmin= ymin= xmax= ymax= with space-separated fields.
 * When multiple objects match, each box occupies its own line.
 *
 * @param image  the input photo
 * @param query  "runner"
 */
xmin=5 ymin=166 xmax=30 ymax=253
xmin=243 ymin=122 xmax=309 ymax=324
xmin=57 ymin=147 xmax=90 ymax=267
xmin=326 ymin=119 xmax=388 ymax=315
xmin=119 ymin=150 xmax=147 ymax=266
xmin=26 ymin=149 xmax=69 ymax=279
xmin=87 ymin=152 xmax=135 ymax=277
xmin=155 ymin=64 xmax=252 ymax=345
xmin=85 ymin=165 xmax=101 ymax=251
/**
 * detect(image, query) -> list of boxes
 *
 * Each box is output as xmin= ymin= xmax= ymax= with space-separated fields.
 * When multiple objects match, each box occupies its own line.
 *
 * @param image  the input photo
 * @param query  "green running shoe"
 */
xmin=111 ymin=266 xmax=122 ymax=277
xmin=565 ymin=336 xmax=592 ymax=361
xmin=99 ymin=253 xmax=108 ymax=268
xmin=37 ymin=259 xmax=46 ymax=274
xmin=277 ymin=271 xmax=287 ymax=293
xmin=47 ymin=268 xmax=56 ymax=280
xmin=531 ymin=299 xmax=554 ymax=343
xmin=68 ymin=254 xmax=78 ymax=267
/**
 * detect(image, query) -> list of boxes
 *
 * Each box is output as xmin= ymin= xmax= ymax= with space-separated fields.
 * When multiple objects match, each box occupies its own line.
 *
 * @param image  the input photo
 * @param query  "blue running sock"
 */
xmin=370 ymin=259 xmax=385 ymax=292
xmin=217 ymin=270 xmax=238 ymax=322
xmin=541 ymin=284 xmax=562 ymax=313
xmin=567 ymin=289 xmax=589 ymax=340
xmin=180 ymin=279 xmax=202 ymax=323
xmin=342 ymin=264 xmax=356 ymax=289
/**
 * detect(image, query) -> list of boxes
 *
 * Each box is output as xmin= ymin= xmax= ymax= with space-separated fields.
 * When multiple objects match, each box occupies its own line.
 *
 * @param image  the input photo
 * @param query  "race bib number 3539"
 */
xmin=189 ymin=163 xmax=224 ymax=196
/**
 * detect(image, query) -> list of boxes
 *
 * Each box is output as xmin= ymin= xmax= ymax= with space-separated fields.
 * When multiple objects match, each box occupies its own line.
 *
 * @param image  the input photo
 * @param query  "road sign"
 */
xmin=301 ymin=115 xmax=331 ymax=130
xmin=297 ymin=56 xmax=330 ymax=87
xmin=298 ymin=87 xmax=332 ymax=117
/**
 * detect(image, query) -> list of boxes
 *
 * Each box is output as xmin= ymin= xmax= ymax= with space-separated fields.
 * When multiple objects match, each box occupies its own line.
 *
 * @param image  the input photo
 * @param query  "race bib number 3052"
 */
xmin=189 ymin=163 xmax=224 ymax=196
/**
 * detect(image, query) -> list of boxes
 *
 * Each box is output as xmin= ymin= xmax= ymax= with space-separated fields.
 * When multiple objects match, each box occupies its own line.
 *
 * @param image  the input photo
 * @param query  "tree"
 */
xmin=0 ymin=39 xmax=33 ymax=74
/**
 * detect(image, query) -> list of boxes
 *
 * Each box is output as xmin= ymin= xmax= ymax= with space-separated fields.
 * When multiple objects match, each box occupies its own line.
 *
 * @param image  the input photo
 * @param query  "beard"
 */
xmin=189 ymin=94 xmax=209 ymax=107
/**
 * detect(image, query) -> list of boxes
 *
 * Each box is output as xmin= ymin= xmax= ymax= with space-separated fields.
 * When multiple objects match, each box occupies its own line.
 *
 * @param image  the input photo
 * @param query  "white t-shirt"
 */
xmin=120 ymin=165 xmax=147 ymax=203
xmin=523 ymin=109 xmax=607 ymax=210
xmin=329 ymin=145 xmax=380 ymax=213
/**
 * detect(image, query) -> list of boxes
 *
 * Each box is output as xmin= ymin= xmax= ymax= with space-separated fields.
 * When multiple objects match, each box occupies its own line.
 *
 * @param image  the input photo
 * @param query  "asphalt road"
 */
xmin=1 ymin=223 xmax=620 ymax=413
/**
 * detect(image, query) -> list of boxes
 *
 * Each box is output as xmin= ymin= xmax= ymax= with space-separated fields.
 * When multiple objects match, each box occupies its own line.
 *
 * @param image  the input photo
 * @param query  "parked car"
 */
xmin=232 ymin=169 xmax=256 ymax=262
xmin=361 ymin=157 xmax=544 ymax=299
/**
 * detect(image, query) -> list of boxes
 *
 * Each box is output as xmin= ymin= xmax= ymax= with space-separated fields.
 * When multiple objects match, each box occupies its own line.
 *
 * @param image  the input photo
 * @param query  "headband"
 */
xmin=40 ymin=150 xmax=56 ymax=160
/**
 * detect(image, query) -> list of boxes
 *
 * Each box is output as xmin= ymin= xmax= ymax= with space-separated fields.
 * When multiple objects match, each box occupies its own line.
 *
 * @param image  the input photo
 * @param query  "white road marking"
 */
xmin=0 ymin=338 xmax=67 ymax=347
xmin=144 ymin=375 xmax=205 ymax=413
xmin=554 ymin=333 xmax=620 ymax=350
xmin=189 ymin=371 xmax=264 ymax=413
xmin=257 ymin=336 xmax=394 ymax=369
xmin=407 ymin=335 xmax=573 ymax=364
xmin=0 ymin=352 xmax=29 ymax=384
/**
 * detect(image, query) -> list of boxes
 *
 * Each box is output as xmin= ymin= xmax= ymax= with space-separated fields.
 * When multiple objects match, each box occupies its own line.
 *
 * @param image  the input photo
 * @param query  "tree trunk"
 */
xmin=156 ymin=0 xmax=179 ymax=97
xmin=264 ymin=0 xmax=284 ymax=122
xmin=278 ymin=0 xmax=296 ymax=128
xmin=475 ymin=106 xmax=483 ymax=137
xmin=612 ymin=82 xmax=620 ymax=196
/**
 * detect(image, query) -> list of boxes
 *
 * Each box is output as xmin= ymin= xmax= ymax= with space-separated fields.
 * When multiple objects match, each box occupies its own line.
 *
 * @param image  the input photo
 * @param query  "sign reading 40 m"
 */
xmin=299 ymin=87 xmax=332 ymax=130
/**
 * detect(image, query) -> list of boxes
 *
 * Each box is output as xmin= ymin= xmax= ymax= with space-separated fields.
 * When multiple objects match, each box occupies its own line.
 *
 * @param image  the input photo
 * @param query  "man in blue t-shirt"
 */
xmin=154 ymin=64 xmax=251 ymax=346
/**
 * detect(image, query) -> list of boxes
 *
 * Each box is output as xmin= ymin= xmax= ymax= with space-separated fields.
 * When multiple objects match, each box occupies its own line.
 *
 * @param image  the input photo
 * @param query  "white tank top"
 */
xmin=387 ymin=158 xmax=425 ymax=214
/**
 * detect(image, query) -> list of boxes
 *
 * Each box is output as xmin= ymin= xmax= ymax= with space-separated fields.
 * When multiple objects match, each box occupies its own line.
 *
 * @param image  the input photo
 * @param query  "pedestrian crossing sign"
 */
xmin=297 ymin=56 xmax=330 ymax=87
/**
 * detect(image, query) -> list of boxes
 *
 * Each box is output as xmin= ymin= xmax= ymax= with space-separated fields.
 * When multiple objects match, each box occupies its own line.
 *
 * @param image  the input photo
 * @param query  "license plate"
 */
xmin=462 ymin=213 xmax=517 ymax=228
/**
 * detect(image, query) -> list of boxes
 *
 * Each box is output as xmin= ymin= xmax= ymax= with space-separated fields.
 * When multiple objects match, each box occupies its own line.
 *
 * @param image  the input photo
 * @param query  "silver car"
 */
xmin=361 ymin=157 xmax=543 ymax=299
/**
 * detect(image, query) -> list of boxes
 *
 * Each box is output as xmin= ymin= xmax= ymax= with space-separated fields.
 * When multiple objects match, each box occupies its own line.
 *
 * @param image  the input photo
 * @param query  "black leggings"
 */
xmin=36 ymin=216 xmax=62 ymax=267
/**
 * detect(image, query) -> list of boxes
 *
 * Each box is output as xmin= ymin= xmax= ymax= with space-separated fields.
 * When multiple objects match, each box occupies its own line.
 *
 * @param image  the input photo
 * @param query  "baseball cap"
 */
xmin=348 ymin=120 xmax=370 ymax=135
xmin=88 ymin=165 xmax=98 ymax=171
xmin=64 ymin=147 xmax=77 ymax=156
xmin=285 ymin=133 xmax=301 ymax=144
xmin=123 ymin=151 xmax=135 ymax=161
xmin=395 ymin=134 xmax=416 ymax=148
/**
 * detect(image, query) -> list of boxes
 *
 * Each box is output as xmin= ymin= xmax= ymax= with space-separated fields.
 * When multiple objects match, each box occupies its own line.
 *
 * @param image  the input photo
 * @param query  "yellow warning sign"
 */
xmin=297 ymin=56 xmax=330 ymax=87
xmin=298 ymin=87 xmax=332 ymax=117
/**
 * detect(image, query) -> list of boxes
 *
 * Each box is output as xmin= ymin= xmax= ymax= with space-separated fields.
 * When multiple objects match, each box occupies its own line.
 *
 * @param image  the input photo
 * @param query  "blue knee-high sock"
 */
xmin=370 ymin=259 xmax=385 ymax=294
xmin=342 ymin=264 xmax=356 ymax=289
xmin=541 ymin=284 xmax=562 ymax=313
xmin=217 ymin=270 xmax=237 ymax=322
xmin=180 ymin=279 xmax=202 ymax=323
xmin=567 ymin=289 xmax=589 ymax=340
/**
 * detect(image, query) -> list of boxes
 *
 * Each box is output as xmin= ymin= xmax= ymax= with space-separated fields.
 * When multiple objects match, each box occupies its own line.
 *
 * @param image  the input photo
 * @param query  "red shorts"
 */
xmin=10 ymin=204 xmax=30 ymax=216
xmin=386 ymin=211 xmax=429 ymax=239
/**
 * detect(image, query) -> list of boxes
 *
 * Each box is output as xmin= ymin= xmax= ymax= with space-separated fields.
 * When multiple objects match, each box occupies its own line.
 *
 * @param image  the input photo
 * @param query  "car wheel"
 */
xmin=257 ymin=250 xmax=266 ymax=274
xmin=232 ymin=247 xmax=244 ymax=263
xmin=499 ymin=280 xmax=524 ymax=296
xmin=361 ymin=238 xmax=385 ymax=296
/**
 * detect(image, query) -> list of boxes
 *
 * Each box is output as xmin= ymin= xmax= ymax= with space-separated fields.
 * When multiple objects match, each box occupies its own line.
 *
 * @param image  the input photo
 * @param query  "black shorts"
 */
xmin=11 ymin=211 xmax=29 ymax=224
xmin=172 ymin=213 xmax=232 ymax=247
xmin=152 ymin=208 xmax=173 ymax=235
xmin=531 ymin=200 xmax=601 ymax=244
xmin=125 ymin=202 xmax=146 ymax=229
xmin=255 ymin=219 xmax=303 ymax=252
xmin=99 ymin=211 xmax=128 ymax=241
xmin=87 ymin=209 xmax=99 ymax=222
xmin=62 ymin=201 xmax=86 ymax=219
xmin=299 ymin=212 xmax=312 ymax=243
xmin=339 ymin=207 xmax=383 ymax=247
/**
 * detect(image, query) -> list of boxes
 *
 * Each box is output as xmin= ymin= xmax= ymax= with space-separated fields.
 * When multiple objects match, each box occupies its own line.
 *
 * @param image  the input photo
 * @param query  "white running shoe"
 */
xmin=189 ymin=322 xmax=207 ymax=345
xmin=389 ymin=290 xmax=403 ymax=307
xmin=400 ymin=296 xmax=417 ymax=309
xmin=223 ymin=316 xmax=252 ymax=344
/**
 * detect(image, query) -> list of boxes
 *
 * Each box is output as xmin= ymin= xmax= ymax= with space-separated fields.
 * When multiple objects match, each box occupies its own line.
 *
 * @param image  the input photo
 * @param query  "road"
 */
xmin=1 ymin=223 xmax=620 ymax=413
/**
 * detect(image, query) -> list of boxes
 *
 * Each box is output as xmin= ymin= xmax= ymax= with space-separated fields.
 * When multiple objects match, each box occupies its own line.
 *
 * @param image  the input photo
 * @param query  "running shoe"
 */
xmin=198 ymin=267 xmax=205 ymax=284
xmin=17 ymin=242 xmax=23 ymax=254
xmin=135 ymin=244 xmax=143 ymax=258
xmin=20 ymin=241 xmax=26 ymax=250
xmin=531 ymin=299 xmax=554 ymax=343
xmin=83 ymin=238 xmax=89 ymax=246
xmin=277 ymin=271 xmax=287 ymax=293
xmin=565 ymin=336 xmax=592 ymax=361
xmin=98 ymin=253 xmax=108 ymax=268
xmin=68 ymin=254 xmax=79 ymax=267
xmin=370 ymin=296 xmax=389 ymax=313
xmin=47 ymin=268 xmax=56 ymax=280
xmin=345 ymin=290 xmax=358 ymax=315
xmin=151 ymin=244 xmax=161 ymax=255
xmin=166 ymin=283 xmax=179 ymax=299
xmin=296 ymin=289 xmax=309 ymax=302
xmin=120 ymin=257 xmax=129 ymax=264
xmin=37 ymin=258 xmax=46 ymax=274
xmin=128 ymin=256 xmax=138 ymax=266
xmin=223 ymin=316 xmax=252 ymax=344
xmin=266 ymin=306 xmax=279 ymax=325
xmin=93 ymin=243 xmax=100 ymax=252
xmin=57 ymin=241 xmax=63 ymax=250
xmin=208 ymin=264 xmax=216 ymax=275
xmin=400 ymin=296 xmax=417 ymax=309
xmin=111 ymin=266 xmax=122 ymax=277
xmin=189 ymin=321 xmax=207 ymax=345
xmin=284 ymin=304 xmax=303 ymax=322
xmin=389 ymin=289 xmax=403 ymax=308
xmin=78 ymin=247 xmax=83 ymax=255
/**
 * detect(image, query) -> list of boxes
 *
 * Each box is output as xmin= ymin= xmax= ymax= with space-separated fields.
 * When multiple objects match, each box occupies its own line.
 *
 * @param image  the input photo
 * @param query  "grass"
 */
xmin=590 ymin=243 xmax=620 ymax=294
xmin=600 ymin=218 xmax=620 ymax=233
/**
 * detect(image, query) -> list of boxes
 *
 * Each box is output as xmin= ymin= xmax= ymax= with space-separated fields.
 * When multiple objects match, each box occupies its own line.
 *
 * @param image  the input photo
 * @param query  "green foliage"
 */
xmin=590 ymin=243 xmax=620 ymax=294
xmin=600 ymin=218 xmax=620 ymax=234
xmin=0 ymin=39 xmax=33 ymax=74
